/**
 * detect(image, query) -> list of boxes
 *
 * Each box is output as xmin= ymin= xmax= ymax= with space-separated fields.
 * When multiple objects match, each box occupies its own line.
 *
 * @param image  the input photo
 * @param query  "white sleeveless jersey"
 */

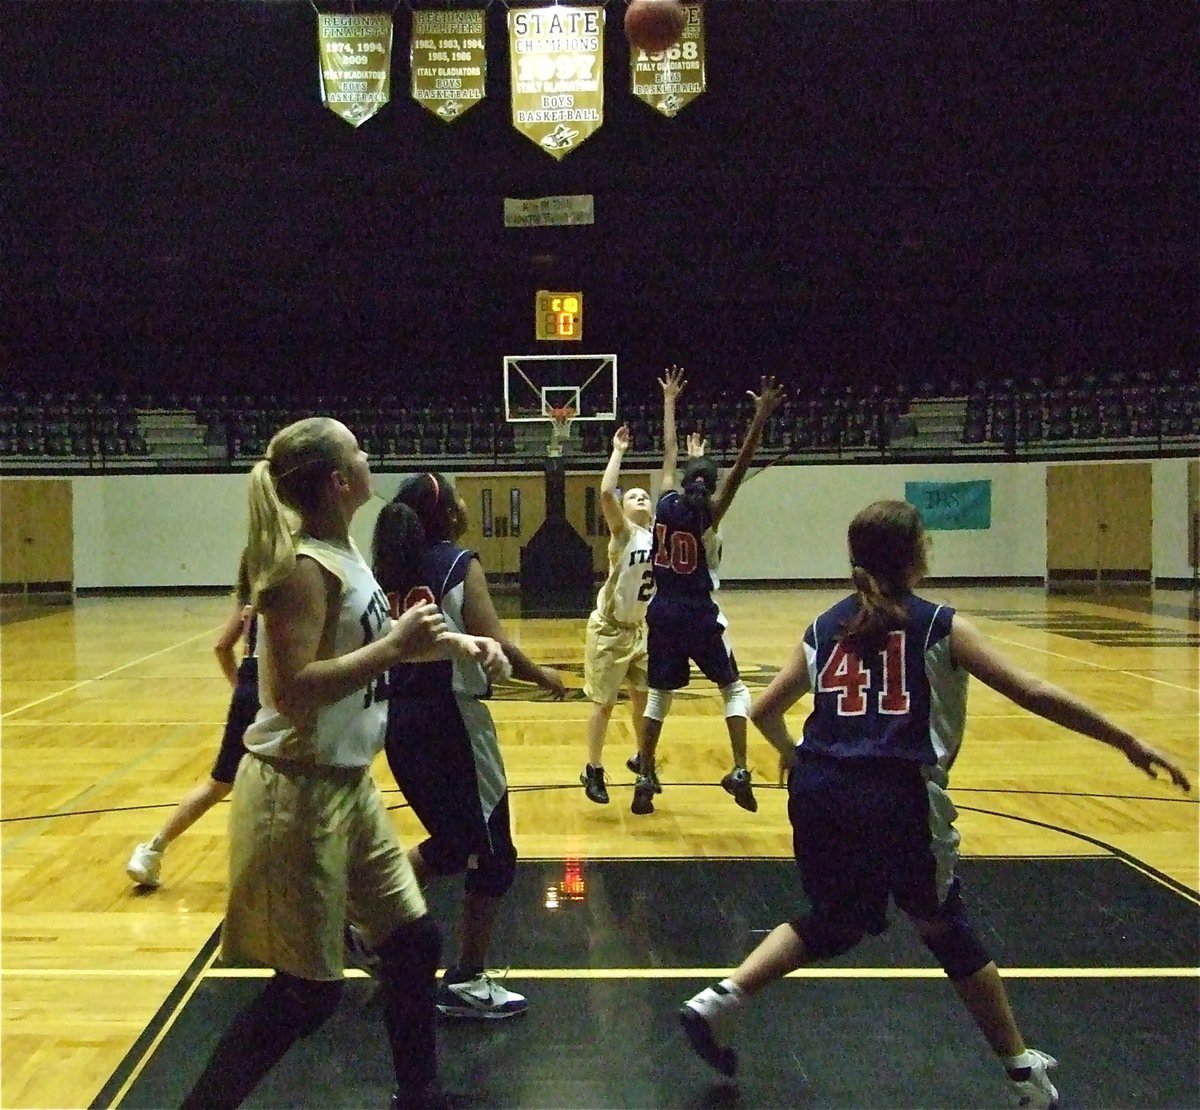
xmin=245 ymin=536 xmax=392 ymax=768
xmin=595 ymin=522 xmax=653 ymax=625
xmin=703 ymin=526 xmax=723 ymax=592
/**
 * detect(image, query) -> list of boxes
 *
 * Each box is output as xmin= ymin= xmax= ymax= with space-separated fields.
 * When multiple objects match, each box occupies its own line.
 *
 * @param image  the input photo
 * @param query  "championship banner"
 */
xmin=905 ymin=480 xmax=993 ymax=531
xmin=509 ymin=5 xmax=604 ymax=160
xmin=317 ymin=12 xmax=392 ymax=127
xmin=630 ymin=2 xmax=705 ymax=118
xmin=411 ymin=8 xmax=486 ymax=123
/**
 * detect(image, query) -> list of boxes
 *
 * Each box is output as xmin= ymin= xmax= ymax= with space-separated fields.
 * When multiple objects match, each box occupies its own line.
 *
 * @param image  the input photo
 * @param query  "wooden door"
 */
xmin=454 ymin=474 xmax=546 ymax=579
xmin=1046 ymin=462 xmax=1152 ymax=582
xmin=0 ymin=478 xmax=74 ymax=590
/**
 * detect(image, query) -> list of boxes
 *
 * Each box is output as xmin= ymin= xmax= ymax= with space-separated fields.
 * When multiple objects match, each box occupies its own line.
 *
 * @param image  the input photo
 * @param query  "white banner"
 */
xmin=504 ymin=195 xmax=595 ymax=228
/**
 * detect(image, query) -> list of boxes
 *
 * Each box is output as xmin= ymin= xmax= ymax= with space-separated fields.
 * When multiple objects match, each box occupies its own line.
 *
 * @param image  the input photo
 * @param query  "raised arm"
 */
xmin=658 ymin=364 xmax=686 ymax=494
xmin=710 ymin=376 xmax=785 ymax=528
xmin=599 ymin=424 xmax=633 ymax=541
xmin=951 ymin=615 xmax=1191 ymax=791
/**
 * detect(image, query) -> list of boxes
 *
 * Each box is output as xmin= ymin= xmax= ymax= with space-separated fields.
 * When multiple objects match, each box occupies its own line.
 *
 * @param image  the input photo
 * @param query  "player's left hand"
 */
xmin=659 ymin=365 xmax=686 ymax=399
xmin=538 ymin=666 xmax=568 ymax=700
xmin=1124 ymin=738 xmax=1192 ymax=792
xmin=467 ymin=636 xmax=512 ymax=684
xmin=686 ymin=431 xmax=706 ymax=458
xmin=747 ymin=376 xmax=785 ymax=421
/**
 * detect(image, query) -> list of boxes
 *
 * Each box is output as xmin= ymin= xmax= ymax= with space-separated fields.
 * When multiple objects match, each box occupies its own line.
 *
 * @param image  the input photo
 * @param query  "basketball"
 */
xmin=624 ymin=0 xmax=687 ymax=54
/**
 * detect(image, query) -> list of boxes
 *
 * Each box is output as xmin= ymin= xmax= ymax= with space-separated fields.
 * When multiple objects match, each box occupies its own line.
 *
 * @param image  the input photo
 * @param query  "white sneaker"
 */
xmin=1009 ymin=1048 xmax=1059 ymax=1109
xmin=126 ymin=842 xmax=163 ymax=888
xmin=436 ymin=971 xmax=527 ymax=1019
xmin=679 ymin=986 xmax=739 ymax=1077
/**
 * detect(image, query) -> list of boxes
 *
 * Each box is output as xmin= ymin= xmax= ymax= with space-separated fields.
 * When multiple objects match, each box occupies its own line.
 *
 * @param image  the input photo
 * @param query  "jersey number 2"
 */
xmin=817 ymin=632 xmax=911 ymax=716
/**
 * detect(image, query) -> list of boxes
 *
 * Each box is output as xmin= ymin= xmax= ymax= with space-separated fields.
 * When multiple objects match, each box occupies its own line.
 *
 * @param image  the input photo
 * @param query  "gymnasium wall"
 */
xmin=51 ymin=457 xmax=1193 ymax=589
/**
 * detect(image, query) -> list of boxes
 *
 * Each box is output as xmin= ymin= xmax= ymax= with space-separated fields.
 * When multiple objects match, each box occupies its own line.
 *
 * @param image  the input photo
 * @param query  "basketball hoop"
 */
xmin=547 ymin=404 xmax=575 ymax=457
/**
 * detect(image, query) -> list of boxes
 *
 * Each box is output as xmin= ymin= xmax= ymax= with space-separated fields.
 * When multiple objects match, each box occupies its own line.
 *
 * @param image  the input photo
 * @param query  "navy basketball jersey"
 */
xmin=800 ymin=592 xmax=968 ymax=777
xmin=649 ymin=490 xmax=718 ymax=602
xmin=386 ymin=541 xmax=489 ymax=700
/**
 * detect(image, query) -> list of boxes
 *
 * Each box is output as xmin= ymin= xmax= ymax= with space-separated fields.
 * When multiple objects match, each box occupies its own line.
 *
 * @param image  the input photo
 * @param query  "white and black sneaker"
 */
xmin=1008 ymin=1048 xmax=1059 ymax=1109
xmin=626 ymin=753 xmax=662 ymax=793
xmin=436 ymin=970 xmax=528 ymax=1020
xmin=679 ymin=991 xmax=739 ymax=1077
xmin=580 ymin=764 xmax=609 ymax=804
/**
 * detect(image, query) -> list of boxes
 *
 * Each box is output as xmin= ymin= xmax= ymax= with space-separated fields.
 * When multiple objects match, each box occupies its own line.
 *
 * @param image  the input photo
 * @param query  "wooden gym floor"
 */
xmin=1 ymin=586 xmax=1197 ymax=1108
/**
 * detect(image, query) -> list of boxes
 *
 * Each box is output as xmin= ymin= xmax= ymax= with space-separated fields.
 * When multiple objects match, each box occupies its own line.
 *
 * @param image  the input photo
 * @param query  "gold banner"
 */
xmin=317 ymin=12 xmax=392 ymax=127
xmin=509 ymin=5 xmax=604 ymax=160
xmin=630 ymin=2 xmax=705 ymax=118
xmin=411 ymin=9 xmax=486 ymax=123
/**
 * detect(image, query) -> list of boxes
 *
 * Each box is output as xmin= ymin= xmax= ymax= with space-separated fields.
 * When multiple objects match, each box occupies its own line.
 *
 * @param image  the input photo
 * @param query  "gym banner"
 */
xmin=630 ymin=2 xmax=705 ymax=118
xmin=317 ymin=12 xmax=392 ymax=127
xmin=411 ymin=8 xmax=486 ymax=123
xmin=905 ymin=480 xmax=993 ymax=531
xmin=509 ymin=5 xmax=604 ymax=160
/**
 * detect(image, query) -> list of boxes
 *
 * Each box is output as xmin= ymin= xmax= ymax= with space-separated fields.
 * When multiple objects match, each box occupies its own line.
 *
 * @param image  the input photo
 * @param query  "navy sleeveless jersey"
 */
xmin=386 ymin=541 xmax=489 ymax=701
xmin=800 ymin=592 xmax=968 ymax=774
xmin=648 ymin=490 xmax=718 ymax=605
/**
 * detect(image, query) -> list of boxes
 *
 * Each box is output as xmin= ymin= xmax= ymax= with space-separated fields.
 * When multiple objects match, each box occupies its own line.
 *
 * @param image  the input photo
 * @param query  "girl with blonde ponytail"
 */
xmin=183 ymin=417 xmax=504 ymax=1110
xmin=680 ymin=498 xmax=1190 ymax=1108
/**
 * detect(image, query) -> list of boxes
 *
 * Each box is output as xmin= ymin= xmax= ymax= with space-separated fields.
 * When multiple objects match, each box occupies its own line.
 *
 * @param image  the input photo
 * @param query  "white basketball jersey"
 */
xmin=245 ymin=536 xmax=392 ymax=768
xmin=595 ymin=522 xmax=653 ymax=625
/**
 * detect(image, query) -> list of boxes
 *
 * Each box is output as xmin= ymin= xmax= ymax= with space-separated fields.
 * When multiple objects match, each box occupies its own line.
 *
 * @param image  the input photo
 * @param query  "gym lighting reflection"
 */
xmin=544 ymin=858 xmax=587 ymax=910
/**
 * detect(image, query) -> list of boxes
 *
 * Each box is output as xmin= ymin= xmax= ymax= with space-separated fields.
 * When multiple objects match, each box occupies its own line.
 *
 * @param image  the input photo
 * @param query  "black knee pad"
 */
xmin=919 ymin=892 xmax=991 ymax=981
xmin=463 ymin=844 xmax=517 ymax=898
xmin=377 ymin=914 xmax=442 ymax=978
xmin=791 ymin=914 xmax=865 ymax=961
xmin=273 ymin=973 xmax=343 ymax=1037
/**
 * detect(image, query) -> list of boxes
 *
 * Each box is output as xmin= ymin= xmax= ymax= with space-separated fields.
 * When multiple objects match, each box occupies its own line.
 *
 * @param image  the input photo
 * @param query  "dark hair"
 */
xmin=680 ymin=457 xmax=719 ymax=509
xmin=839 ymin=500 xmax=927 ymax=657
xmin=372 ymin=472 xmax=457 ymax=596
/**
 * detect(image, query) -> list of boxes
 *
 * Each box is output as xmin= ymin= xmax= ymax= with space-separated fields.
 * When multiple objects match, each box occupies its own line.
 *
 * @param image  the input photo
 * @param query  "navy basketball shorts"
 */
xmin=787 ymin=749 xmax=945 ymax=934
xmin=646 ymin=599 xmax=739 ymax=690
xmin=211 ymin=657 xmax=259 ymax=785
xmin=385 ymin=695 xmax=517 ymax=897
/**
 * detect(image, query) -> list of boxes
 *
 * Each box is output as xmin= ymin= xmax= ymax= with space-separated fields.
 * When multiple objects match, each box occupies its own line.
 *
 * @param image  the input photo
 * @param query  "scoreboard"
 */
xmin=535 ymin=290 xmax=583 ymax=341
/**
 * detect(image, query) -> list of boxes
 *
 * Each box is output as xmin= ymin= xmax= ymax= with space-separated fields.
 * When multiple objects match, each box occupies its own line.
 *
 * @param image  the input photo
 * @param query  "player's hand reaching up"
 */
xmin=747 ymin=376 xmax=785 ymax=422
xmin=659 ymin=364 xmax=686 ymax=399
xmin=686 ymin=431 xmax=706 ymax=458
xmin=1121 ymin=736 xmax=1192 ymax=792
xmin=612 ymin=424 xmax=632 ymax=453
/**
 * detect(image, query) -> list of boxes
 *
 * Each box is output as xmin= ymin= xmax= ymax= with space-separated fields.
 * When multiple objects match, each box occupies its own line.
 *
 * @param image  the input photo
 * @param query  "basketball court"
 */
xmin=2 ymin=585 xmax=1197 ymax=1108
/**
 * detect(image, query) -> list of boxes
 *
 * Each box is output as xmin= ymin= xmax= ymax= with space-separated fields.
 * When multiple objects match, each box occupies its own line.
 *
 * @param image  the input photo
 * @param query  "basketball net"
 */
xmin=547 ymin=406 xmax=575 ymax=457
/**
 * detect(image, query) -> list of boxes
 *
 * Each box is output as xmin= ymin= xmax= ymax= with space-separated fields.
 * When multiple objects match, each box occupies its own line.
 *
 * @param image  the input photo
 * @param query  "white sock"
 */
xmin=1002 ymin=1050 xmax=1035 ymax=1074
xmin=149 ymin=834 xmax=167 ymax=853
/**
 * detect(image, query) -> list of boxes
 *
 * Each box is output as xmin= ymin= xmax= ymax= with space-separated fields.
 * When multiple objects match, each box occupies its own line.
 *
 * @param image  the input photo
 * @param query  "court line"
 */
xmin=1 ymin=625 xmax=221 ymax=720
xmin=198 ymin=966 xmax=1199 ymax=980
xmin=982 ymin=628 xmax=1198 ymax=694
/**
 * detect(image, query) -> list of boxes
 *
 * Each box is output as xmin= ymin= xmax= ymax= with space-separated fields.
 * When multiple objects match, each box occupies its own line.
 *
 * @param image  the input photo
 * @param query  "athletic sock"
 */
xmin=686 ymin=979 xmax=746 ymax=1018
xmin=149 ymin=834 xmax=167 ymax=852
xmin=1002 ymin=1050 xmax=1035 ymax=1078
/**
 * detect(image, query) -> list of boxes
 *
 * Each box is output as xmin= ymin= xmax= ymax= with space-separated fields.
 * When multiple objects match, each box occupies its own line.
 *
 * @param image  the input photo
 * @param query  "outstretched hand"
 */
xmin=659 ymin=365 xmax=686 ymax=400
xmin=747 ymin=376 xmax=785 ymax=421
xmin=686 ymin=431 xmax=706 ymax=458
xmin=1124 ymin=738 xmax=1192 ymax=792
xmin=539 ymin=666 xmax=568 ymax=700
xmin=612 ymin=424 xmax=632 ymax=453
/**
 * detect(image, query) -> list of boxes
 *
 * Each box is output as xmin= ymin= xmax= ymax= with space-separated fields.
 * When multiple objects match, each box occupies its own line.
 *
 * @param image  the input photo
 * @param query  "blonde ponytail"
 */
xmin=246 ymin=459 xmax=298 ymax=604
xmin=244 ymin=416 xmax=347 ymax=605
